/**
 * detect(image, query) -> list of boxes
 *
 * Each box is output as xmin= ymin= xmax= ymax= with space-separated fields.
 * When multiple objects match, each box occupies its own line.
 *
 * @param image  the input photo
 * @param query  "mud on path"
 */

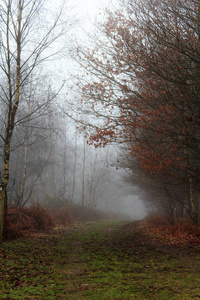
xmin=54 ymin=220 xmax=200 ymax=298
xmin=55 ymin=220 xmax=200 ymax=274
xmin=0 ymin=220 xmax=200 ymax=299
xmin=97 ymin=220 xmax=200 ymax=269
xmin=114 ymin=220 xmax=200 ymax=270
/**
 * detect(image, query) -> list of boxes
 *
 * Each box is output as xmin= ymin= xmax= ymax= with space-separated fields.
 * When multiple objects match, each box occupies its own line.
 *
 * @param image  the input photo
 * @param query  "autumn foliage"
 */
xmin=123 ymin=215 xmax=200 ymax=248
xmin=142 ymin=215 xmax=200 ymax=247
xmin=72 ymin=0 xmax=200 ymax=222
xmin=77 ymin=0 xmax=199 ymax=178
xmin=3 ymin=203 xmax=123 ymax=240
xmin=3 ymin=205 xmax=56 ymax=240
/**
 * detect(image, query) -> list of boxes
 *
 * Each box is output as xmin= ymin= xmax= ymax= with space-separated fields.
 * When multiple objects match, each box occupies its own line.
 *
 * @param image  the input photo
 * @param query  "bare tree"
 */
xmin=0 ymin=0 xmax=72 ymax=241
xmin=68 ymin=0 xmax=200 ymax=222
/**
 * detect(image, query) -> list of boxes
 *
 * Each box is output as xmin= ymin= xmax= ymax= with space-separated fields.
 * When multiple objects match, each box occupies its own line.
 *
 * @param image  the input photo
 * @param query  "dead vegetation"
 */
xmin=3 ymin=203 xmax=126 ymax=240
xmin=123 ymin=214 xmax=200 ymax=250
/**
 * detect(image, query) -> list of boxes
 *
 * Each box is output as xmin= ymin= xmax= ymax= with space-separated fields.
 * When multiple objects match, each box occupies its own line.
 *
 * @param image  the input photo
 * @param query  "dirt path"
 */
xmin=0 ymin=220 xmax=200 ymax=299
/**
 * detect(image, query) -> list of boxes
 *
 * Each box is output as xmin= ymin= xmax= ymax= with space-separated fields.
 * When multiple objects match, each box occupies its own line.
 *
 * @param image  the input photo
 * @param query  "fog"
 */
xmin=1 ymin=0 xmax=198 ymax=228
xmin=0 ymin=0 xmax=147 ymax=221
xmin=62 ymin=0 xmax=146 ymax=219
xmin=62 ymin=120 xmax=147 ymax=220
xmin=46 ymin=0 xmax=147 ymax=219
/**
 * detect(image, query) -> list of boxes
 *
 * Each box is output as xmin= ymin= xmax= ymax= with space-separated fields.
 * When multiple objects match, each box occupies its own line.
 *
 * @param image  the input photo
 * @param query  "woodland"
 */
xmin=0 ymin=0 xmax=200 ymax=241
xmin=1 ymin=0 xmax=200 ymax=298
xmin=70 ymin=0 xmax=200 ymax=225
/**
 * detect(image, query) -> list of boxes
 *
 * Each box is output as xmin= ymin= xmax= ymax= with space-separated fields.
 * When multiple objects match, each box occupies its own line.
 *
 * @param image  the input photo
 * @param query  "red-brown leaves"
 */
xmin=3 ymin=205 xmax=56 ymax=240
xmin=143 ymin=216 xmax=200 ymax=247
xmin=74 ymin=0 xmax=200 ymax=183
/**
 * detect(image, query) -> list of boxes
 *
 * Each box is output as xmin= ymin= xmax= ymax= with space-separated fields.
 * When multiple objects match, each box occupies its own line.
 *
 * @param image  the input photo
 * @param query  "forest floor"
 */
xmin=0 ymin=219 xmax=200 ymax=299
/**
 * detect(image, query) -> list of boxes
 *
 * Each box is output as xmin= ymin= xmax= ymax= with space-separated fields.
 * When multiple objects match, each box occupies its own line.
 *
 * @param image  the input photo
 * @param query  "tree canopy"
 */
xmin=71 ymin=0 xmax=200 ymax=221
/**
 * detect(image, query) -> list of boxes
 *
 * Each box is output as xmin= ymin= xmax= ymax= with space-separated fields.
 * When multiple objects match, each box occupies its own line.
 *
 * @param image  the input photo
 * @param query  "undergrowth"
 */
xmin=0 ymin=221 xmax=200 ymax=299
xmin=3 ymin=202 xmax=126 ymax=240
xmin=3 ymin=205 xmax=56 ymax=240
xmin=124 ymin=214 xmax=200 ymax=248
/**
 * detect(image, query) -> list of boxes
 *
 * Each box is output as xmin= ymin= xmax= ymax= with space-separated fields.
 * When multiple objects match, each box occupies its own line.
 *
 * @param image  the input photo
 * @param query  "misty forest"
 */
xmin=1 ymin=0 xmax=200 ymax=299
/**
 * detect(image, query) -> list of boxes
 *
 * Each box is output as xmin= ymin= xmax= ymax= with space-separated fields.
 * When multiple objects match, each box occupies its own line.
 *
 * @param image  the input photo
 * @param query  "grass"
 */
xmin=0 ymin=220 xmax=200 ymax=299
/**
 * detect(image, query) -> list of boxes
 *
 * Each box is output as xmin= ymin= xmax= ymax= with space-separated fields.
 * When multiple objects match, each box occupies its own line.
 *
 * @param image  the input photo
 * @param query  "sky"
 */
xmin=49 ymin=0 xmax=108 ymax=19
xmin=66 ymin=0 xmax=146 ymax=219
xmin=48 ymin=0 xmax=147 ymax=220
xmin=71 ymin=0 xmax=109 ymax=17
xmin=73 ymin=0 xmax=101 ymax=15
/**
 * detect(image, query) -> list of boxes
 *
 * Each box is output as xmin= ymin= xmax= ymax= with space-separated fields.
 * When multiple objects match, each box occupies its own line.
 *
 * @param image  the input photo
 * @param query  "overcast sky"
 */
xmin=46 ymin=0 xmax=146 ymax=219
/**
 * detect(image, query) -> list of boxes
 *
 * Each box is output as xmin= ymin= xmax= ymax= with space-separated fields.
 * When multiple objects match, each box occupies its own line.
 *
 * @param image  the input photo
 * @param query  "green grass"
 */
xmin=0 ymin=220 xmax=200 ymax=299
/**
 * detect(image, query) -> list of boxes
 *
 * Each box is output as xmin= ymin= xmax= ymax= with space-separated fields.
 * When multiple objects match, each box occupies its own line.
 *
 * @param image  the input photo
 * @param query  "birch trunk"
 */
xmin=1 ymin=0 xmax=22 ymax=242
xmin=81 ymin=139 xmax=86 ymax=207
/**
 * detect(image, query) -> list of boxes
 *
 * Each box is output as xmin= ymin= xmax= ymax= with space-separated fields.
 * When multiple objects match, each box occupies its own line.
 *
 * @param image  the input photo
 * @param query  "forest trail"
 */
xmin=0 ymin=220 xmax=200 ymax=299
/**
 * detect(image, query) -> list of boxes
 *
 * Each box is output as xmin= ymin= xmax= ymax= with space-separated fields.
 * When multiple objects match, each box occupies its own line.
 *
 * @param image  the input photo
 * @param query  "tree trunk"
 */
xmin=189 ymin=177 xmax=198 ymax=223
xmin=17 ymin=120 xmax=29 ymax=207
xmin=81 ymin=139 xmax=86 ymax=207
xmin=71 ymin=122 xmax=78 ymax=203
xmin=0 ymin=186 xmax=5 ymax=244
xmin=1 ymin=0 xmax=22 ymax=241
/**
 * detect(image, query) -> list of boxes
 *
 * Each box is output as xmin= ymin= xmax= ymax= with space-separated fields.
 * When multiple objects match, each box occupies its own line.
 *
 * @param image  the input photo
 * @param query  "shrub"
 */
xmin=50 ymin=204 xmax=71 ymax=225
xmin=3 ymin=205 xmax=55 ymax=240
xmin=144 ymin=214 xmax=170 ymax=226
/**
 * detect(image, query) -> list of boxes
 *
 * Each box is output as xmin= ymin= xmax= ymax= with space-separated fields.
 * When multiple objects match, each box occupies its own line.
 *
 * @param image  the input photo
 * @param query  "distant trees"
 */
xmin=71 ymin=0 xmax=200 ymax=222
xmin=66 ymin=131 xmax=113 ymax=210
xmin=8 ymin=99 xmax=60 ymax=207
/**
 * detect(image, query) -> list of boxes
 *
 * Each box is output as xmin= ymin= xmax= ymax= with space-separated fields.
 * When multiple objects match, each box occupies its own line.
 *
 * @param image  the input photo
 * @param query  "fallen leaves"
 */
xmin=143 ymin=221 xmax=200 ymax=247
xmin=123 ymin=216 xmax=200 ymax=248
